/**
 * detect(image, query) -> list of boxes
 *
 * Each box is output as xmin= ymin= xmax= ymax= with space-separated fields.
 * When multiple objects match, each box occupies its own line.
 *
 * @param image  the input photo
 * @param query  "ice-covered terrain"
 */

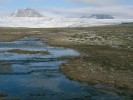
xmin=0 ymin=17 xmax=133 ymax=28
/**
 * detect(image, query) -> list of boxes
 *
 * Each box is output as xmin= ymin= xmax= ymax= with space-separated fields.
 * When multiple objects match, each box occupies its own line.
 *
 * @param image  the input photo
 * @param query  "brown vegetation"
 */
xmin=6 ymin=49 xmax=50 ymax=55
xmin=0 ymin=24 xmax=133 ymax=95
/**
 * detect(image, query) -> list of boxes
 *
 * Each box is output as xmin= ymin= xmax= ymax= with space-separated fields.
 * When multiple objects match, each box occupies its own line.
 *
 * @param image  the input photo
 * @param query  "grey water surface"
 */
xmin=0 ymin=37 xmax=128 ymax=100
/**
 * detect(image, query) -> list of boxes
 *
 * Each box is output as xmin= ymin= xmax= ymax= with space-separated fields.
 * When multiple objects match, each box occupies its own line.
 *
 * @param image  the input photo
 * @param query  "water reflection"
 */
xmin=0 ymin=37 xmax=128 ymax=100
xmin=0 ymin=61 xmax=13 ymax=73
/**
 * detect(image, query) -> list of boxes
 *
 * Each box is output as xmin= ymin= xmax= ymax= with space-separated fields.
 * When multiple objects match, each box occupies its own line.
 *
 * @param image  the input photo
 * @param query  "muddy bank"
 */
xmin=39 ymin=26 xmax=133 ymax=96
xmin=49 ymin=43 xmax=133 ymax=96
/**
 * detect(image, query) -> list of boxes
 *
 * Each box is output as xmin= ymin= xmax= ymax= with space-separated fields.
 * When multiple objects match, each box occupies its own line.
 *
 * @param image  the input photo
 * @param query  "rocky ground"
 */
xmin=0 ymin=24 xmax=133 ymax=96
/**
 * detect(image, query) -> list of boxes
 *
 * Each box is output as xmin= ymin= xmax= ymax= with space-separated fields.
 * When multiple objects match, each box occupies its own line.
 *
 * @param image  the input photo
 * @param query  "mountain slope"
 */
xmin=81 ymin=14 xmax=114 ymax=19
xmin=10 ymin=8 xmax=43 ymax=17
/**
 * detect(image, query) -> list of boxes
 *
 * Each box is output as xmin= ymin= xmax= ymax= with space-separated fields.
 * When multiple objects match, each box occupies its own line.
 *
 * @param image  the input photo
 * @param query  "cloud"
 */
xmin=0 ymin=0 xmax=132 ymax=18
xmin=42 ymin=5 xmax=133 ymax=18
xmin=0 ymin=8 xmax=11 ymax=17
xmin=68 ymin=0 xmax=132 ymax=6
xmin=27 ymin=0 xmax=133 ymax=18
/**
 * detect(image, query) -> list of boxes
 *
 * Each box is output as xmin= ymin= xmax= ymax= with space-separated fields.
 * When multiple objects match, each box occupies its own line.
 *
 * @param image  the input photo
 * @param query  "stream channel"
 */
xmin=0 ymin=37 xmax=129 ymax=100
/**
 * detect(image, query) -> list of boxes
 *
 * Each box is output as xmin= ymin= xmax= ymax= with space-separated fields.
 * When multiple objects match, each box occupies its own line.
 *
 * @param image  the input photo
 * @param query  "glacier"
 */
xmin=0 ymin=17 xmax=133 ymax=28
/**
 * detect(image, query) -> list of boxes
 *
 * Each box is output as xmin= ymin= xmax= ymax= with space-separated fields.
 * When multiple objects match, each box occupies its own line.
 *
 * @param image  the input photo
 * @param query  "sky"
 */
xmin=0 ymin=0 xmax=133 ymax=18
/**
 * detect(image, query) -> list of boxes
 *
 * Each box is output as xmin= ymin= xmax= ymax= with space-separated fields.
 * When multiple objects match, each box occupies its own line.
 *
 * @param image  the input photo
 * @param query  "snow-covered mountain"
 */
xmin=81 ymin=14 xmax=114 ymax=19
xmin=10 ymin=8 xmax=43 ymax=17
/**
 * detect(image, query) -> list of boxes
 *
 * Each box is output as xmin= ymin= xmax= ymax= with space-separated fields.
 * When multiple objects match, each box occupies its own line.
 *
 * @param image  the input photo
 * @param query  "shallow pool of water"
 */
xmin=0 ymin=37 xmax=128 ymax=100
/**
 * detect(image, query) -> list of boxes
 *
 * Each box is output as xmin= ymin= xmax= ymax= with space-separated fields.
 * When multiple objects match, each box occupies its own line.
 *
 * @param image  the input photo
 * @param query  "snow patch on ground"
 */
xmin=0 ymin=17 xmax=133 ymax=28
